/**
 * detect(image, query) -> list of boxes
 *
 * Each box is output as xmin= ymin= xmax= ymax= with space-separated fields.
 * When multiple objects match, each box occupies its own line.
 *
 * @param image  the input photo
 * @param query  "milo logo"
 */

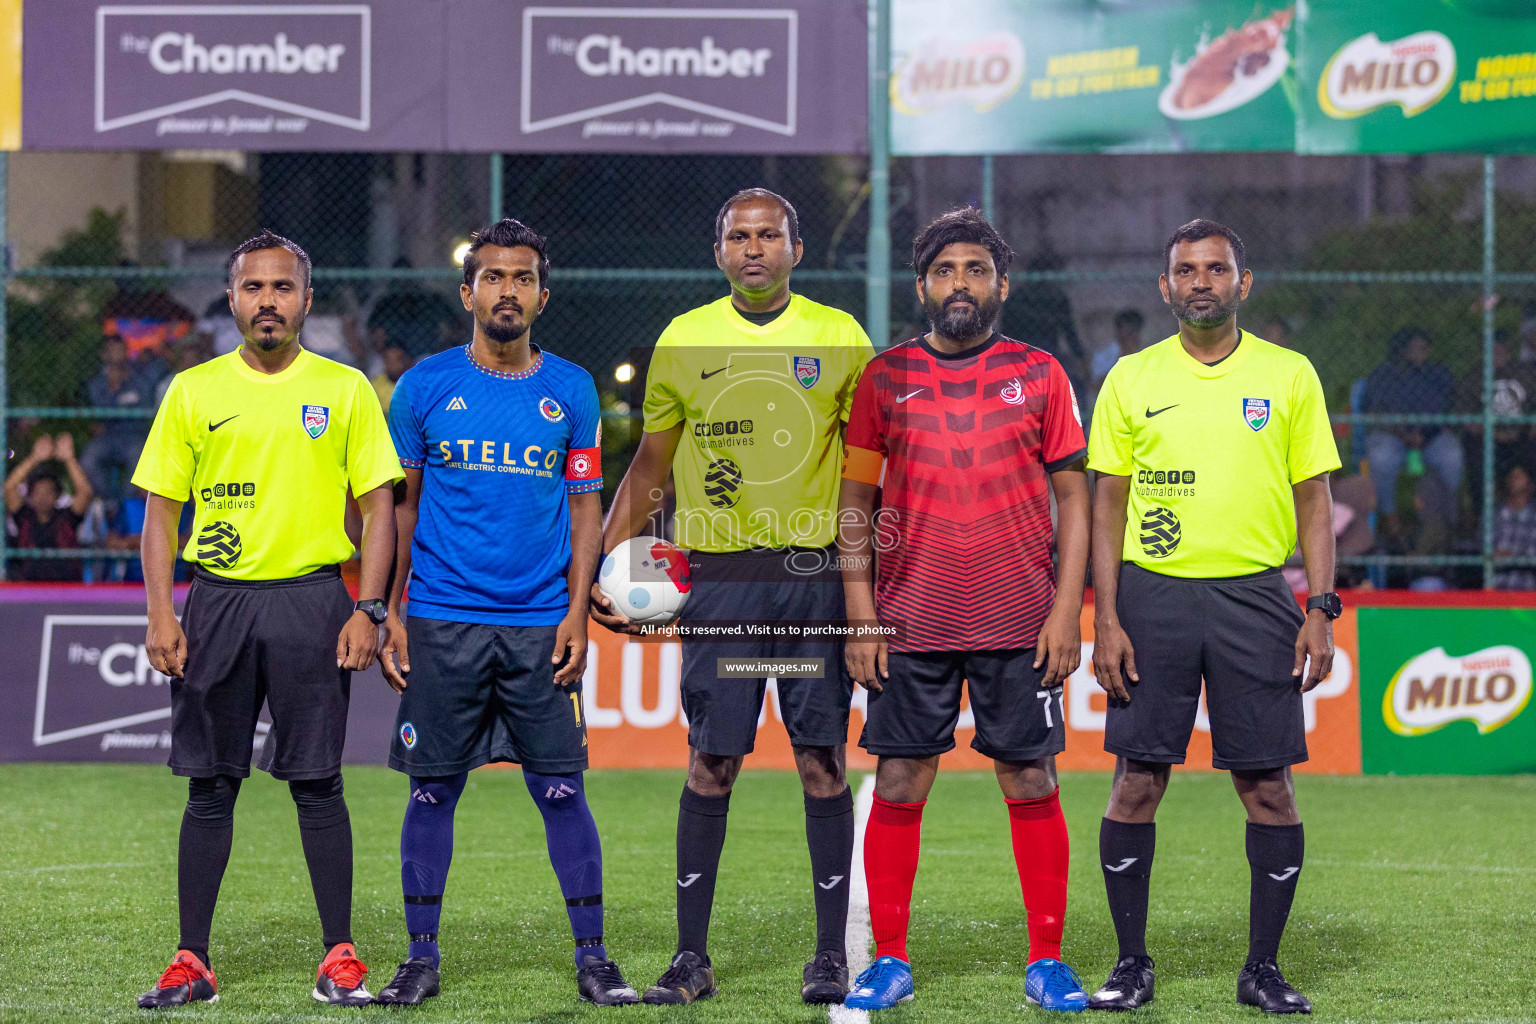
xmin=1383 ymin=645 xmax=1532 ymax=737
xmin=1319 ymin=31 xmax=1456 ymax=119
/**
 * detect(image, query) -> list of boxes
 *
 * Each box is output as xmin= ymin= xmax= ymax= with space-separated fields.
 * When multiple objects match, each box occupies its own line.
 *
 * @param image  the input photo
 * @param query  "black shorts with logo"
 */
xmin=171 ymin=565 xmax=353 ymax=781
xmin=389 ymin=617 xmax=588 ymax=777
xmin=679 ymin=545 xmax=854 ymax=756
xmin=860 ymin=649 xmax=1066 ymax=761
xmin=1106 ymin=563 xmax=1308 ymax=771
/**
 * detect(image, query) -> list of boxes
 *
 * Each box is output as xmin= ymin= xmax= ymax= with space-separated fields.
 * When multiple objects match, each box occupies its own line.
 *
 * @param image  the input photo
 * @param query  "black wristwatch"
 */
xmin=354 ymin=599 xmax=388 ymax=625
xmin=1305 ymin=593 xmax=1343 ymax=620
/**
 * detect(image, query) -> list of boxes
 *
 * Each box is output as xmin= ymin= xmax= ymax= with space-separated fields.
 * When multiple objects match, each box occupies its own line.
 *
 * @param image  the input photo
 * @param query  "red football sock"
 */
xmin=864 ymin=795 xmax=925 ymax=963
xmin=1006 ymin=790 xmax=1069 ymax=963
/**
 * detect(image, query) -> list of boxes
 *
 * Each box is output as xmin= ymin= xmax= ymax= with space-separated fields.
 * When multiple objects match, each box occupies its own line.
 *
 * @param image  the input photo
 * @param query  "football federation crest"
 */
xmin=400 ymin=722 xmax=417 ymax=749
xmin=1000 ymin=377 xmax=1026 ymax=406
xmin=795 ymin=356 xmax=821 ymax=390
xmin=539 ymin=397 xmax=564 ymax=422
xmin=1244 ymin=397 xmax=1271 ymax=432
xmin=569 ymin=452 xmax=594 ymax=478
xmin=302 ymin=405 xmax=329 ymax=439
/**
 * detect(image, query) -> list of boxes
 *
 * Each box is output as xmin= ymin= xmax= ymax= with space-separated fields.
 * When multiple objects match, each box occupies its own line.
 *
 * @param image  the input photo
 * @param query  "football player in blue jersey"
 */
xmin=371 ymin=219 xmax=637 ymax=1007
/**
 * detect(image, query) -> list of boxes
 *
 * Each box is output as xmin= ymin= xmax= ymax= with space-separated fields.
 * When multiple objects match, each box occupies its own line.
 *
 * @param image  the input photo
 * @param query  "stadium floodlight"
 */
xmin=451 ymin=240 xmax=472 ymax=266
xmin=614 ymin=362 xmax=635 ymax=383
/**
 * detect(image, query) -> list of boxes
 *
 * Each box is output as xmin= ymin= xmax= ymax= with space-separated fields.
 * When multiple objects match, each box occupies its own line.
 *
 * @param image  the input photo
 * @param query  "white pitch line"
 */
xmin=829 ymin=772 xmax=877 ymax=1024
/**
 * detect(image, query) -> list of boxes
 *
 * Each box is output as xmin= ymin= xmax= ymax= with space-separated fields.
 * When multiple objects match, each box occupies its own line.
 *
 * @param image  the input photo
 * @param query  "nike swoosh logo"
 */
xmin=1268 ymin=867 xmax=1299 ymax=881
xmin=208 ymin=415 xmax=239 ymax=431
xmin=1145 ymin=405 xmax=1178 ymax=418
xmin=818 ymin=875 xmax=845 ymax=890
xmin=677 ymin=873 xmax=702 ymax=887
xmin=1104 ymin=857 xmax=1138 ymax=872
xmin=700 ymin=367 xmax=727 ymax=379
xmin=894 ymin=389 xmax=925 ymax=403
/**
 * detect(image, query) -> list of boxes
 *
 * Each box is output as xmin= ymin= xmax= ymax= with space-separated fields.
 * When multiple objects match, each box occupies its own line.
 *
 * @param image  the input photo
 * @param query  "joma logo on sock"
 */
xmin=677 ymin=873 xmax=702 ymax=887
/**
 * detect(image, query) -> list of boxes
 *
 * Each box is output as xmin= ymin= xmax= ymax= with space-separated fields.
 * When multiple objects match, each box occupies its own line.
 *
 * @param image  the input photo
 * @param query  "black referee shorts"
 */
xmin=171 ymin=565 xmax=354 ymax=781
xmin=678 ymin=545 xmax=854 ymax=757
xmin=388 ymin=617 xmax=587 ymax=776
xmin=860 ymin=649 xmax=1066 ymax=761
xmin=1105 ymin=563 xmax=1308 ymax=772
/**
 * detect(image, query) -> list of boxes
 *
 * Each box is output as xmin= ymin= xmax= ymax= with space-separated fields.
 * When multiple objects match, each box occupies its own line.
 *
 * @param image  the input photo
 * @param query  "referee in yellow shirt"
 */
xmin=1086 ymin=220 xmax=1340 ymax=1016
xmin=593 ymin=188 xmax=873 ymax=1005
xmin=132 ymin=231 xmax=404 ymax=1009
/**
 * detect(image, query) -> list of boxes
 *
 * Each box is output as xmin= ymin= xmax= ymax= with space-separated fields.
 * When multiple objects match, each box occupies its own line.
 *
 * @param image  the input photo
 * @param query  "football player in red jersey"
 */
xmin=838 ymin=208 xmax=1092 ymax=1012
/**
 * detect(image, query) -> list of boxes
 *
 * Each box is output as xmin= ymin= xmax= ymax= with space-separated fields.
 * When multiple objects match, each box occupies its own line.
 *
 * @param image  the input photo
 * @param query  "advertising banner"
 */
xmin=0 ymin=590 xmax=1361 ymax=776
xmin=890 ymin=0 xmax=1300 ymax=155
xmin=0 ymin=0 xmax=17 ymax=150
xmin=446 ymin=0 xmax=868 ymax=154
xmin=1356 ymin=607 xmax=1536 ymax=775
xmin=1298 ymin=0 xmax=1536 ymax=154
xmin=0 ymin=590 xmax=399 ymax=767
xmin=19 ymin=0 xmax=867 ymax=154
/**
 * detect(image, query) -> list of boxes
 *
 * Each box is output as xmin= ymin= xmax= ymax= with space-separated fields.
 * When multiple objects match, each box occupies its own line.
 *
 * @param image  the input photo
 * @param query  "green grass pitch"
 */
xmin=1 ymin=765 xmax=1532 ymax=1023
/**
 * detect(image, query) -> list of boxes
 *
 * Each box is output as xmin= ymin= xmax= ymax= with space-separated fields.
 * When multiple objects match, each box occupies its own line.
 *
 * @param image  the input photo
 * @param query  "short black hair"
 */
xmin=1388 ymin=325 xmax=1431 ymax=359
xmin=462 ymin=218 xmax=550 ymax=290
xmin=227 ymin=229 xmax=312 ymax=290
xmin=1113 ymin=308 xmax=1144 ymax=329
xmin=714 ymin=188 xmax=800 ymax=248
xmin=912 ymin=207 xmax=1014 ymax=280
xmin=25 ymin=467 xmax=62 ymax=493
xmin=1163 ymin=218 xmax=1248 ymax=278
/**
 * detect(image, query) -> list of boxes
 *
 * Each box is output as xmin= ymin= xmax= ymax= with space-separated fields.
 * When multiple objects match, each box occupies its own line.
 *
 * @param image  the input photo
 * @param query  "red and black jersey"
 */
xmin=842 ymin=334 xmax=1086 ymax=653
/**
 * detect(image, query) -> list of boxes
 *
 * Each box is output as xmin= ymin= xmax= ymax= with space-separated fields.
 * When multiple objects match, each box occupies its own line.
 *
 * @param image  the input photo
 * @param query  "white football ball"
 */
xmin=598 ymin=536 xmax=692 ymax=625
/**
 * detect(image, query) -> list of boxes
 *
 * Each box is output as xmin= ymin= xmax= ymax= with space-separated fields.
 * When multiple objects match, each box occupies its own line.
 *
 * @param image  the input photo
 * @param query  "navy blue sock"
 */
xmin=400 ymin=774 xmax=467 ymax=969
xmin=524 ymin=770 xmax=607 ymax=966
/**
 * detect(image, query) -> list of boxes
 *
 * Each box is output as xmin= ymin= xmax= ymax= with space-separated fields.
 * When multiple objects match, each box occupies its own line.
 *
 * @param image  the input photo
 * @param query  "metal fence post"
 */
xmin=490 ymin=152 xmax=505 ymax=223
xmin=0 ymin=150 xmax=8 ymax=581
xmin=866 ymin=0 xmax=891 ymax=349
xmin=1481 ymin=155 xmax=1497 ymax=589
xmin=981 ymin=154 xmax=995 ymax=220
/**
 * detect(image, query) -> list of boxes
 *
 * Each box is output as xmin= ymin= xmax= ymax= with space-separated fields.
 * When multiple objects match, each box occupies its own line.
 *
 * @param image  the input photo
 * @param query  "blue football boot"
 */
xmin=1025 ymin=958 xmax=1090 ymax=1012
xmin=843 ymin=955 xmax=914 ymax=1010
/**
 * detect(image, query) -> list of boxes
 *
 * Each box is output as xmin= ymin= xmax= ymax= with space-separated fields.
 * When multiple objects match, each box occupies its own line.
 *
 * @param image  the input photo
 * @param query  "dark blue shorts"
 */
xmin=389 ymin=616 xmax=587 ymax=776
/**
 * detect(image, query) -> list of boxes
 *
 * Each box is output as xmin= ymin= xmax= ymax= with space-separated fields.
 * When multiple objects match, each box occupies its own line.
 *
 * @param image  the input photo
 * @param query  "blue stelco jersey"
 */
xmin=389 ymin=344 xmax=603 ymax=625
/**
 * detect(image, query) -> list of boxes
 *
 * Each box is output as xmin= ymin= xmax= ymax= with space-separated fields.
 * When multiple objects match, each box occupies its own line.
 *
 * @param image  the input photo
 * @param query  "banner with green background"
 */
xmin=890 ymin=0 xmax=1536 ymax=155
xmin=1356 ymin=608 xmax=1536 ymax=775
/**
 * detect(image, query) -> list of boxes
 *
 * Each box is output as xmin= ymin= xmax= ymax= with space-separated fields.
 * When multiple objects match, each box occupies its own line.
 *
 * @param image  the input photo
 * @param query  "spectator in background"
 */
xmin=1263 ymin=315 xmax=1294 ymax=349
xmin=1363 ymin=326 xmax=1462 ymax=540
xmin=1012 ymin=250 xmax=1087 ymax=391
xmin=367 ymin=256 xmax=464 ymax=362
xmin=80 ymin=334 xmax=155 ymax=506
xmin=1493 ymin=464 xmax=1536 ymax=590
xmin=1092 ymin=308 xmax=1145 ymax=386
xmin=156 ymin=332 xmax=217 ymax=406
xmin=1456 ymin=334 xmax=1536 ymax=519
xmin=371 ymin=344 xmax=411 ymax=410
xmin=1408 ymin=474 xmax=1456 ymax=591
xmin=4 ymin=434 xmax=94 ymax=582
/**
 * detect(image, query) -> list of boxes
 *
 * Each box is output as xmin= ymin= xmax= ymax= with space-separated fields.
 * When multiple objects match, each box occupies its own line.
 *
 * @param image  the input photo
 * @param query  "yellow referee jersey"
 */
xmin=642 ymin=295 xmax=873 ymax=552
xmin=1088 ymin=332 xmax=1341 ymax=578
xmin=132 ymin=347 xmax=404 ymax=581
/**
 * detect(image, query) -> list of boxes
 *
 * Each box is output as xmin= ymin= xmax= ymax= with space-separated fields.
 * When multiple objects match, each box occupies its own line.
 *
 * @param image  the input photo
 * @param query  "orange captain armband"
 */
xmin=841 ymin=445 xmax=884 ymax=486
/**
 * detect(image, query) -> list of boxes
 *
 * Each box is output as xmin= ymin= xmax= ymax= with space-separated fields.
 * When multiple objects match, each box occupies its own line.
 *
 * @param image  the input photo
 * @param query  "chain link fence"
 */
xmin=4 ymin=150 xmax=1536 ymax=587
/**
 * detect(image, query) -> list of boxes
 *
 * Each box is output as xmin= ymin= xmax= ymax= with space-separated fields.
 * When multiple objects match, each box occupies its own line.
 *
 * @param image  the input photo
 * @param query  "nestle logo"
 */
xmin=95 ymin=4 xmax=371 ymax=135
xmin=522 ymin=6 xmax=797 ymax=138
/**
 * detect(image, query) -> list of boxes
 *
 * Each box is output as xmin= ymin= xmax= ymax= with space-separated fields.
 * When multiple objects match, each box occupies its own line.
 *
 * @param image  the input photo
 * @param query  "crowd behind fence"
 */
xmin=4 ymin=151 xmax=1536 ymax=589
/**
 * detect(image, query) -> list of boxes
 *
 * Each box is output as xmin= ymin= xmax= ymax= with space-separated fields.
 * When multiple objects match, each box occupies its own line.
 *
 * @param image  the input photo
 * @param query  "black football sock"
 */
xmin=1099 ymin=818 xmax=1156 ymax=960
xmin=1246 ymin=822 xmax=1304 ymax=963
xmin=290 ymin=775 xmax=354 ymax=951
xmin=177 ymin=775 xmax=243 ymax=970
xmin=805 ymin=787 xmax=854 ymax=956
xmin=675 ymin=785 xmax=730 ymax=957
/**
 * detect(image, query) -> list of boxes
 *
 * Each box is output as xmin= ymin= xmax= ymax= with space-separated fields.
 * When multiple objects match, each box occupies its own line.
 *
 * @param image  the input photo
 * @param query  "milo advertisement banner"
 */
xmin=1298 ymin=0 xmax=1536 ymax=154
xmin=1357 ymin=608 xmax=1536 ymax=775
xmin=890 ymin=0 xmax=1300 ymax=154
